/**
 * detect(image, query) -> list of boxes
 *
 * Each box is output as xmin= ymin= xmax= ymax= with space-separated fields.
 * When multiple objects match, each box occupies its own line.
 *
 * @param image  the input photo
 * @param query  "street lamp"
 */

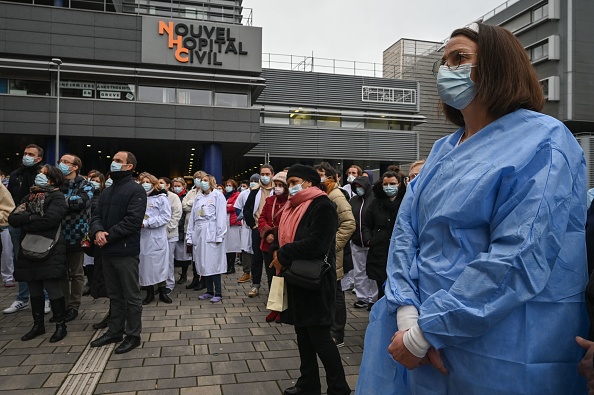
xmin=50 ymin=58 xmax=62 ymax=164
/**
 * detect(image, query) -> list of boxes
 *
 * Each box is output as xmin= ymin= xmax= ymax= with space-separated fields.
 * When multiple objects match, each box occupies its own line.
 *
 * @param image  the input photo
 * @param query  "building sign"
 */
xmin=362 ymin=86 xmax=417 ymax=105
xmin=141 ymin=16 xmax=262 ymax=73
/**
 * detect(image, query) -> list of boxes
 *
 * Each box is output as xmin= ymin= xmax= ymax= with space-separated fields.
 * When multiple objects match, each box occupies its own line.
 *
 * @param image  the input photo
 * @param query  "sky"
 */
xmin=245 ymin=0 xmax=506 ymax=65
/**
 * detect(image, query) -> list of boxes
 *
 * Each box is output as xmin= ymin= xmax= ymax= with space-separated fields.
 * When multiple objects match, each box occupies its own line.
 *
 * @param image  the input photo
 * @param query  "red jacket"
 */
xmin=258 ymin=193 xmax=288 ymax=252
xmin=226 ymin=192 xmax=242 ymax=226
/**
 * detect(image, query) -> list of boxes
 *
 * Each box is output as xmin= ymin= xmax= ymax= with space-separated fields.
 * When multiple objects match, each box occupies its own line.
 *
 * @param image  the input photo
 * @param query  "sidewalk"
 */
xmin=0 ymin=271 xmax=369 ymax=394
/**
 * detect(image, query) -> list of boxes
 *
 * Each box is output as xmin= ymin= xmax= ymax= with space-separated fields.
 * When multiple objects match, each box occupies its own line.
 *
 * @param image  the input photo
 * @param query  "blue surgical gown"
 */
xmin=358 ymin=109 xmax=589 ymax=395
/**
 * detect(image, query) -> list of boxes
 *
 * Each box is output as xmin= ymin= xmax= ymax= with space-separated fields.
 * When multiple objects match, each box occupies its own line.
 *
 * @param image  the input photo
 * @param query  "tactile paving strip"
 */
xmin=56 ymin=329 xmax=116 ymax=395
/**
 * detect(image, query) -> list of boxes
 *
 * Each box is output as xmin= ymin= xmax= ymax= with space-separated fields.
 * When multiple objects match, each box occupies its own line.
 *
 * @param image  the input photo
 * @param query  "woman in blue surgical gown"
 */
xmin=357 ymin=22 xmax=589 ymax=395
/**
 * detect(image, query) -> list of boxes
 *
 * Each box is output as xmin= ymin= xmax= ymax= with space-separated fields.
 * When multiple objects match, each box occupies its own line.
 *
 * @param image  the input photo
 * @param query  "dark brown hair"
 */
xmin=442 ymin=23 xmax=544 ymax=127
xmin=226 ymin=179 xmax=238 ymax=189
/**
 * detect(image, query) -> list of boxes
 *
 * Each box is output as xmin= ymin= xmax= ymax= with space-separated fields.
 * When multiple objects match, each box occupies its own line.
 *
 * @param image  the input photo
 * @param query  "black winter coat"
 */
xmin=349 ymin=176 xmax=374 ymax=247
xmin=362 ymin=182 xmax=403 ymax=282
xmin=273 ymin=195 xmax=338 ymax=327
xmin=9 ymin=189 xmax=67 ymax=282
xmin=8 ymin=163 xmax=43 ymax=204
xmin=89 ymin=171 xmax=147 ymax=256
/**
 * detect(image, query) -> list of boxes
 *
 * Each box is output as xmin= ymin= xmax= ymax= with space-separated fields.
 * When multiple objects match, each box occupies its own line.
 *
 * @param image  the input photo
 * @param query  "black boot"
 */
xmin=49 ymin=297 xmax=67 ymax=343
xmin=186 ymin=263 xmax=200 ymax=289
xmin=142 ymin=287 xmax=155 ymax=305
xmin=177 ymin=262 xmax=189 ymax=284
xmin=193 ymin=277 xmax=206 ymax=291
xmin=92 ymin=309 xmax=110 ymax=330
xmin=226 ymin=253 xmax=236 ymax=274
xmin=158 ymin=287 xmax=172 ymax=304
xmin=21 ymin=296 xmax=45 ymax=341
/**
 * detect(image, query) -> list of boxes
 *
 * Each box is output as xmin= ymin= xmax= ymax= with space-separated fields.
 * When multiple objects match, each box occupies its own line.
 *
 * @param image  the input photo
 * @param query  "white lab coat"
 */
xmin=234 ymin=189 xmax=253 ymax=253
xmin=165 ymin=191 xmax=182 ymax=242
xmin=186 ymin=189 xmax=227 ymax=276
xmin=139 ymin=191 xmax=171 ymax=286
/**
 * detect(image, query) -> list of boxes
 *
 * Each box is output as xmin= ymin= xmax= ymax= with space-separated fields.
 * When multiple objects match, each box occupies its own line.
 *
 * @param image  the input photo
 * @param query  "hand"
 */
xmin=266 ymin=234 xmax=275 ymax=244
xmin=577 ymin=336 xmax=594 ymax=394
xmin=388 ymin=330 xmax=423 ymax=370
xmin=95 ymin=231 xmax=109 ymax=247
xmin=269 ymin=257 xmax=283 ymax=275
xmin=422 ymin=347 xmax=448 ymax=375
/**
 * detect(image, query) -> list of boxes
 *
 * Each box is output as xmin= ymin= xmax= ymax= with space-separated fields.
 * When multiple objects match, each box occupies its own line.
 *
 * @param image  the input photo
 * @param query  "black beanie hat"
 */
xmin=286 ymin=164 xmax=321 ymax=185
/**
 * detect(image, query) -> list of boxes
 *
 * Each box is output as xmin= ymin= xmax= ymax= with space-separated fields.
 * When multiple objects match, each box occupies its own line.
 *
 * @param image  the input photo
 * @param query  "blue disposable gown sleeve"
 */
xmin=384 ymin=181 xmax=422 ymax=316
xmin=419 ymin=144 xmax=583 ymax=349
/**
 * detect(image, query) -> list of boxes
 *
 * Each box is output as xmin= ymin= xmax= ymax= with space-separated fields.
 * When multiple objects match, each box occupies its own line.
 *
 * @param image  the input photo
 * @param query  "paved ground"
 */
xmin=0 ymin=270 xmax=369 ymax=394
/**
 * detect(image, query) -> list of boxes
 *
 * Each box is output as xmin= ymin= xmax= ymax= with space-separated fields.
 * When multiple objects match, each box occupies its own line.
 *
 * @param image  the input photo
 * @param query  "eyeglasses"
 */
xmin=432 ymin=52 xmax=477 ymax=76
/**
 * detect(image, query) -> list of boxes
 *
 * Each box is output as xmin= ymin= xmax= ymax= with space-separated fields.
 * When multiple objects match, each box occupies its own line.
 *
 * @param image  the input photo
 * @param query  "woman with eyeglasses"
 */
xmin=358 ymin=23 xmax=587 ymax=394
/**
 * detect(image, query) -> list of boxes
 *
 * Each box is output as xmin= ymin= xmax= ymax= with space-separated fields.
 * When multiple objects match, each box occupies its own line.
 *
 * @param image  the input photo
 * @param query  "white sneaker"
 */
xmin=44 ymin=299 xmax=51 ymax=314
xmin=3 ymin=300 xmax=30 ymax=314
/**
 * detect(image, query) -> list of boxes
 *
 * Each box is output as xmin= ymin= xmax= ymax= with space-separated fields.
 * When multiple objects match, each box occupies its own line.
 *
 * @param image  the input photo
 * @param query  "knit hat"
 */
xmin=249 ymin=173 xmax=260 ymax=182
xmin=286 ymin=164 xmax=321 ymax=185
xmin=272 ymin=172 xmax=287 ymax=186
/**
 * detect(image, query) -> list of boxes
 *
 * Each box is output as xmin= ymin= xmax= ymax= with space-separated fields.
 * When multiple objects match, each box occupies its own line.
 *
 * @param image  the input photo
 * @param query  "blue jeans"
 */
xmin=205 ymin=274 xmax=222 ymax=296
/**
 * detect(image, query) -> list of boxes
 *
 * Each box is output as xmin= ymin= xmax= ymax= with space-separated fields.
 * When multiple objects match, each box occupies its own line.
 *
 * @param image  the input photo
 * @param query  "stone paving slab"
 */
xmin=0 ymin=271 xmax=369 ymax=394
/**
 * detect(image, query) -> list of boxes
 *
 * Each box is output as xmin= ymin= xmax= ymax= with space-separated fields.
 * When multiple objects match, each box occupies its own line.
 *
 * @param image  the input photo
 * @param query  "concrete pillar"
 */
xmin=203 ymin=143 xmax=223 ymax=184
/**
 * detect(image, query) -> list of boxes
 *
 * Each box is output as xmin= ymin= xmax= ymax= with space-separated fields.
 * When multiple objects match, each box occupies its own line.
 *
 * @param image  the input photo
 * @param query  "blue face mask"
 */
xmin=200 ymin=181 xmax=210 ymax=192
xmin=436 ymin=64 xmax=477 ymax=110
xmin=160 ymin=183 xmax=167 ymax=190
xmin=105 ymin=178 xmax=113 ymax=188
xmin=194 ymin=178 xmax=201 ymax=186
xmin=58 ymin=162 xmax=72 ymax=175
xmin=142 ymin=182 xmax=152 ymax=192
xmin=90 ymin=181 xmax=101 ymax=189
xmin=225 ymin=186 xmax=233 ymax=193
xmin=35 ymin=173 xmax=48 ymax=187
xmin=110 ymin=161 xmax=123 ymax=172
xmin=240 ymin=186 xmax=248 ymax=192
xmin=249 ymin=182 xmax=258 ymax=189
xmin=22 ymin=155 xmax=36 ymax=167
xmin=383 ymin=185 xmax=399 ymax=197
xmin=355 ymin=187 xmax=365 ymax=197
xmin=173 ymin=186 xmax=183 ymax=194
xmin=260 ymin=176 xmax=271 ymax=185
xmin=289 ymin=183 xmax=303 ymax=197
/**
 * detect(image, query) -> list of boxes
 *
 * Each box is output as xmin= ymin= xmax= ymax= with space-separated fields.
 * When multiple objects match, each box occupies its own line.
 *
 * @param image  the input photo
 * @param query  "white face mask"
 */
xmin=274 ymin=186 xmax=285 ymax=195
xmin=347 ymin=175 xmax=356 ymax=183
xmin=320 ymin=177 xmax=327 ymax=183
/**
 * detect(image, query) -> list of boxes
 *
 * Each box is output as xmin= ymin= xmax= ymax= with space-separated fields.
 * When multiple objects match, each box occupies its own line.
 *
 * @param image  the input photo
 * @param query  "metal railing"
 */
xmin=0 ymin=0 xmax=253 ymax=25
xmin=261 ymin=53 xmax=401 ymax=78
xmin=480 ymin=0 xmax=520 ymax=21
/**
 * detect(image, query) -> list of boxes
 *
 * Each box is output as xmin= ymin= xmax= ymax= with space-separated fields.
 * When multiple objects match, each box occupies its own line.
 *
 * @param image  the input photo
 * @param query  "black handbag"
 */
xmin=283 ymin=247 xmax=332 ymax=290
xmin=21 ymin=225 xmax=61 ymax=261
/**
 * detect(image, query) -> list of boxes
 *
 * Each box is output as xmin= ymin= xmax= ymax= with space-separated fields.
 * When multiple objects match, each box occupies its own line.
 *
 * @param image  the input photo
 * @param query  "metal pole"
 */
xmin=51 ymin=58 xmax=62 ymax=164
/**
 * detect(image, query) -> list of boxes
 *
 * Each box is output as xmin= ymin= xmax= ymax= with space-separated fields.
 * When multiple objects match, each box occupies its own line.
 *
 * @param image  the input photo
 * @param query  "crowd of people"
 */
xmin=1 ymin=21 xmax=594 ymax=395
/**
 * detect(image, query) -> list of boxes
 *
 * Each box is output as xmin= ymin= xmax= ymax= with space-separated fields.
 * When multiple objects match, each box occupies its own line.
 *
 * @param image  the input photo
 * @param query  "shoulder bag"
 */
xmin=21 ymin=225 xmax=61 ymax=261
xmin=283 ymin=246 xmax=332 ymax=290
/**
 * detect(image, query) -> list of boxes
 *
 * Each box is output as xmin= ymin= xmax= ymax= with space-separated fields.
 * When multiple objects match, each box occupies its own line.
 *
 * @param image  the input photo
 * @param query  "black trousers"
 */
xmin=294 ymin=325 xmax=351 ymax=395
xmin=103 ymin=255 xmax=142 ymax=338
xmin=28 ymin=279 xmax=62 ymax=299
xmin=250 ymin=228 xmax=264 ymax=286
xmin=262 ymin=249 xmax=275 ymax=289
xmin=331 ymin=280 xmax=347 ymax=341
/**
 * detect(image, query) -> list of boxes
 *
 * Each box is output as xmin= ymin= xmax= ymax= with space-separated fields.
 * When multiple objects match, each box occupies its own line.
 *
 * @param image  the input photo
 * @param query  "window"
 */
xmin=96 ymin=83 xmax=135 ymax=101
xmin=178 ymin=89 xmax=211 ymax=105
xmin=366 ymin=119 xmax=389 ymax=130
xmin=532 ymin=4 xmax=549 ymax=22
xmin=138 ymin=86 xmax=176 ymax=104
xmin=214 ymin=92 xmax=248 ymax=107
xmin=341 ymin=118 xmax=364 ymax=129
xmin=317 ymin=115 xmax=340 ymax=128
xmin=9 ymin=79 xmax=51 ymax=96
xmin=263 ymin=114 xmax=290 ymax=125
xmin=289 ymin=112 xmax=314 ymax=126
xmin=0 ymin=79 xmax=8 ymax=94
xmin=501 ymin=12 xmax=531 ymax=32
xmin=529 ymin=42 xmax=549 ymax=61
